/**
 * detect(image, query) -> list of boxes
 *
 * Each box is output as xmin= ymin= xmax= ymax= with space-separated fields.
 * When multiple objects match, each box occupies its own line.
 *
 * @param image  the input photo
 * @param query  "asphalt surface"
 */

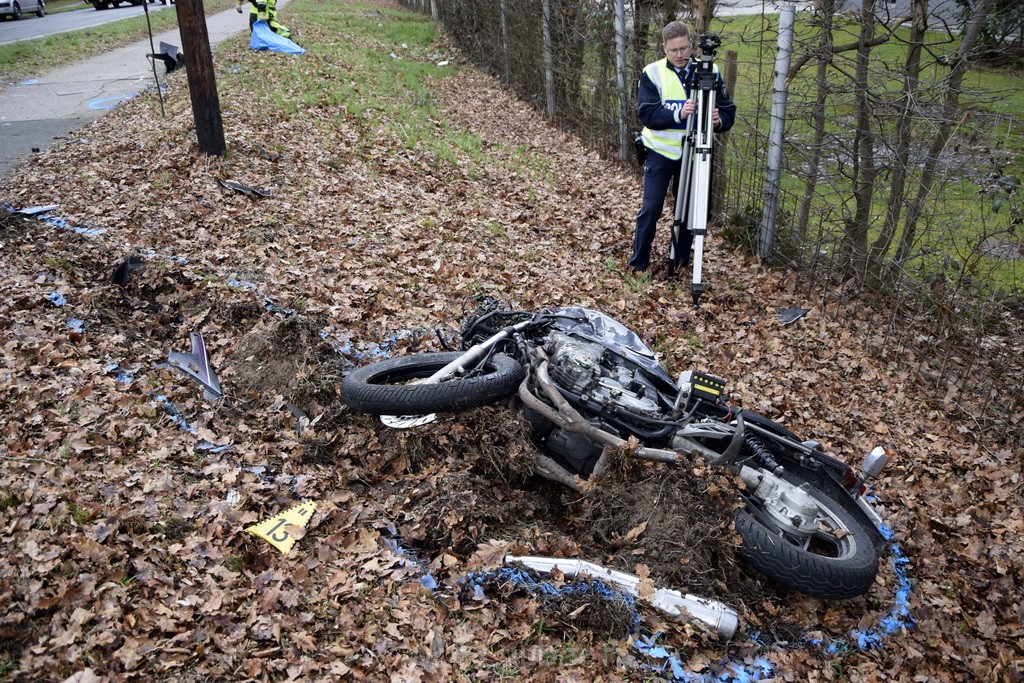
xmin=0 ymin=4 xmax=267 ymax=176
xmin=0 ymin=3 xmax=177 ymax=46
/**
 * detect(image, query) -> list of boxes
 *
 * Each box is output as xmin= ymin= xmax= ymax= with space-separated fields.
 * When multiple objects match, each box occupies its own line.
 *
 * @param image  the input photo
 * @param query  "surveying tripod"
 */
xmin=667 ymin=33 xmax=722 ymax=307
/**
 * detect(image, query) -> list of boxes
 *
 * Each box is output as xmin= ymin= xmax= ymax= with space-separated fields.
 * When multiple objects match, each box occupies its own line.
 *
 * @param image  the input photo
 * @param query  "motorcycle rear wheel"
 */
xmin=341 ymin=352 xmax=525 ymax=416
xmin=735 ymin=480 xmax=879 ymax=600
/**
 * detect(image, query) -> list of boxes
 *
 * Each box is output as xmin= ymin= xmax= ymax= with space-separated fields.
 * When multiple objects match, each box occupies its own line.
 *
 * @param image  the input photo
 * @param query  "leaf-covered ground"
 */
xmin=2 ymin=3 xmax=1023 ymax=680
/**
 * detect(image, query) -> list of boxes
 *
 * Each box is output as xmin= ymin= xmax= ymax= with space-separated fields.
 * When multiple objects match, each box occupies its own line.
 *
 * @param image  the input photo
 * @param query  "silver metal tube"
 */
xmin=531 ymin=358 xmax=682 ymax=467
xmin=425 ymin=319 xmax=533 ymax=384
xmin=506 ymin=555 xmax=739 ymax=640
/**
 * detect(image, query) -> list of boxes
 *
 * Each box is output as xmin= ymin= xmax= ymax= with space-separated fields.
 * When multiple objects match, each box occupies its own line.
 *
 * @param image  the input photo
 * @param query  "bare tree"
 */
xmin=895 ymin=0 xmax=993 ymax=264
xmin=843 ymin=0 xmax=881 ymax=275
xmin=870 ymin=0 xmax=928 ymax=268
xmin=794 ymin=0 xmax=837 ymax=246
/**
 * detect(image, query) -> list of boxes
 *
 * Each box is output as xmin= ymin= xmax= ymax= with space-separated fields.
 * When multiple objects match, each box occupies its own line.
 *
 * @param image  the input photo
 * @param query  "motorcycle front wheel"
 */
xmin=341 ymin=352 xmax=525 ymax=416
xmin=735 ymin=478 xmax=879 ymax=600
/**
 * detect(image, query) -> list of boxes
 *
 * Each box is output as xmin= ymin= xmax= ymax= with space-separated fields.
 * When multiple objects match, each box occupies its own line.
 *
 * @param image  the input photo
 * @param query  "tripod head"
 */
xmin=687 ymin=33 xmax=722 ymax=91
xmin=698 ymin=32 xmax=722 ymax=58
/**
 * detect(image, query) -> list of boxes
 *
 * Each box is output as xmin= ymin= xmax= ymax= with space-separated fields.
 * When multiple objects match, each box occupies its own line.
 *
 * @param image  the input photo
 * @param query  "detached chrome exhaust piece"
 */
xmin=505 ymin=555 xmax=739 ymax=640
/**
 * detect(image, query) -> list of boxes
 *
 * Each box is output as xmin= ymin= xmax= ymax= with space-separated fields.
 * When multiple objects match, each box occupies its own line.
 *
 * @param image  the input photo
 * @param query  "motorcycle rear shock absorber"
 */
xmin=745 ymin=434 xmax=783 ymax=475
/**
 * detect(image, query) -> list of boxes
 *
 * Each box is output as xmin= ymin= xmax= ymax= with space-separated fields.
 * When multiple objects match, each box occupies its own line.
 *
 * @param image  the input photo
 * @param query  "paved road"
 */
xmin=0 ymin=4 xmax=273 ymax=176
xmin=0 ymin=3 xmax=175 ymax=46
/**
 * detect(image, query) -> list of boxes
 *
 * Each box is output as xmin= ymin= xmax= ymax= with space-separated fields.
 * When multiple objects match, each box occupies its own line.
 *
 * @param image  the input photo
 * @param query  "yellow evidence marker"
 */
xmin=245 ymin=500 xmax=318 ymax=554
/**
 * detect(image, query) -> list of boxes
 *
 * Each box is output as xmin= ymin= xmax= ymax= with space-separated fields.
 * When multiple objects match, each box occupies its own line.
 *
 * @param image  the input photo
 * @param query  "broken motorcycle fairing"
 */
xmin=341 ymin=300 xmax=891 ymax=601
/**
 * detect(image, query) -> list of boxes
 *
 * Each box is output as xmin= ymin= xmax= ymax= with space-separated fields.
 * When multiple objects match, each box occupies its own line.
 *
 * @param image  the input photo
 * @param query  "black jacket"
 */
xmin=637 ymin=59 xmax=736 ymax=135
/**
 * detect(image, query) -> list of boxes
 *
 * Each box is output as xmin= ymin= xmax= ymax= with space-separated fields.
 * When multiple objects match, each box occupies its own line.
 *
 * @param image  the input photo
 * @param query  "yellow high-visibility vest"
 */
xmin=640 ymin=59 xmax=718 ymax=160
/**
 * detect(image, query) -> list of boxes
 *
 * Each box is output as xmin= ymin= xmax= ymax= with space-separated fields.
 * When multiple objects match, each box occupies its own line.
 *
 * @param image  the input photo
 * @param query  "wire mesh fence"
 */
xmin=405 ymin=0 xmax=1023 ymax=449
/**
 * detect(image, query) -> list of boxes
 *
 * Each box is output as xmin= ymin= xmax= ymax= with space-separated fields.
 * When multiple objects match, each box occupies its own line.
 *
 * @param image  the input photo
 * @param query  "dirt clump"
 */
xmin=226 ymin=314 xmax=345 ymax=419
xmin=566 ymin=461 xmax=762 ymax=602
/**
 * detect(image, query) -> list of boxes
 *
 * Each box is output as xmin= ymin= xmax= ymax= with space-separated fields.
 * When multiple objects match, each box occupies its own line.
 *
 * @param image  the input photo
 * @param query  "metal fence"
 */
xmin=404 ymin=0 xmax=1024 ymax=448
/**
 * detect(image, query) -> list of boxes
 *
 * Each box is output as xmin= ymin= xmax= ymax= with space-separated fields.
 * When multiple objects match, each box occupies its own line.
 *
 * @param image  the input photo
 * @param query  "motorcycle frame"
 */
xmin=449 ymin=308 xmax=886 ymax=548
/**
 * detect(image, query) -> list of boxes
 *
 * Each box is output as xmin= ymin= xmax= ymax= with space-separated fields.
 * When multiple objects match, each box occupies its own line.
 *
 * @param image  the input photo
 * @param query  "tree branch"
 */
xmin=787 ymin=34 xmax=892 ymax=85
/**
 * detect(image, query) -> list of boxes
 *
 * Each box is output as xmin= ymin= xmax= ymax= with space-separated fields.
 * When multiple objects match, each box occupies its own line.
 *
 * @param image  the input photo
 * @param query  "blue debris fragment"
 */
xmin=381 ymin=537 xmax=439 ymax=589
xmin=228 ymin=279 xmax=294 ymax=316
xmin=105 ymin=363 xmax=139 ymax=384
xmin=3 ymin=202 xmax=106 ymax=236
xmin=851 ymin=525 xmax=914 ymax=650
xmin=461 ymin=566 xmax=641 ymax=633
xmin=250 ymin=20 xmax=306 ymax=54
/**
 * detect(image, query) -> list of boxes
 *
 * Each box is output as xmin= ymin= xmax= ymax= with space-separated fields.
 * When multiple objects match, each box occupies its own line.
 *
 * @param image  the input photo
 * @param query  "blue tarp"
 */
xmin=250 ymin=20 xmax=305 ymax=54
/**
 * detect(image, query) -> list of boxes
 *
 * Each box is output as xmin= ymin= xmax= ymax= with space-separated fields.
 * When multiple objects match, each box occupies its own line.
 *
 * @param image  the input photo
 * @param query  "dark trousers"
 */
xmin=629 ymin=151 xmax=691 ymax=272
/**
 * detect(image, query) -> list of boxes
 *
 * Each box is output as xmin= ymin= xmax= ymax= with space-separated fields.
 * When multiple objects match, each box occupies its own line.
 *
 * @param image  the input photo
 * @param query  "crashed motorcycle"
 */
xmin=340 ymin=302 xmax=890 ymax=600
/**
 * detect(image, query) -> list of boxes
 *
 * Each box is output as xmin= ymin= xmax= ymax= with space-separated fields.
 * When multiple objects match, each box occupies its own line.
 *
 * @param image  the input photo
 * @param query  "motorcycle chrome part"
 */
xmin=505 ymin=555 xmax=739 ymax=640
xmin=740 ymin=466 xmax=853 ymax=545
xmin=166 ymin=331 xmax=223 ymax=401
xmin=674 ymin=370 xmax=694 ymax=412
xmin=546 ymin=332 xmax=603 ymax=394
xmin=518 ymin=358 xmax=683 ymax=475
xmin=380 ymin=413 xmax=436 ymax=429
xmin=859 ymin=446 xmax=891 ymax=482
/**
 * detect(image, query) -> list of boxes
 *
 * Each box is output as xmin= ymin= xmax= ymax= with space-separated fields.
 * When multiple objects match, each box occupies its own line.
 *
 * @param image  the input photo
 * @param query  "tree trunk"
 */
xmin=690 ymin=0 xmax=715 ymax=37
xmin=843 ymin=0 xmax=878 ymax=276
xmin=550 ymin=0 xmax=586 ymax=125
xmin=759 ymin=2 xmax=796 ymax=262
xmin=895 ymin=0 xmax=993 ymax=264
xmin=500 ymin=0 xmax=510 ymax=82
xmin=632 ymin=0 xmax=654 ymax=95
xmin=794 ymin=0 xmax=836 ymax=247
xmin=870 ymin=0 xmax=927 ymax=264
xmin=711 ymin=50 xmax=736 ymax=220
xmin=615 ymin=0 xmax=629 ymax=160
xmin=542 ymin=0 xmax=555 ymax=120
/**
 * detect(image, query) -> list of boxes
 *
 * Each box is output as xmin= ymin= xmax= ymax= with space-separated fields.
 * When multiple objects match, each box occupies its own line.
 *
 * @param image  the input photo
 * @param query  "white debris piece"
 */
xmin=505 ymin=554 xmax=739 ymax=639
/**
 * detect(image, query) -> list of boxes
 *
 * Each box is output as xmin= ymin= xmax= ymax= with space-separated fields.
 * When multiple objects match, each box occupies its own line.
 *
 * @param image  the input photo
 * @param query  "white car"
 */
xmin=0 ymin=0 xmax=45 ymax=19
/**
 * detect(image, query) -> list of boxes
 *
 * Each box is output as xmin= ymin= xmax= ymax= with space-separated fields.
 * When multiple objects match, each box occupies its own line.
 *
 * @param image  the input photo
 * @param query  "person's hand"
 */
xmin=712 ymin=107 xmax=721 ymax=127
xmin=681 ymin=99 xmax=696 ymax=117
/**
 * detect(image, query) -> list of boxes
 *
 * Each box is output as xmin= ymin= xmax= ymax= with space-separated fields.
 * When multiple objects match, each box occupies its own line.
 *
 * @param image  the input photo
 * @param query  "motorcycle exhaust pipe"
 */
xmin=523 ymin=351 xmax=684 ymax=464
xmin=505 ymin=555 xmax=739 ymax=640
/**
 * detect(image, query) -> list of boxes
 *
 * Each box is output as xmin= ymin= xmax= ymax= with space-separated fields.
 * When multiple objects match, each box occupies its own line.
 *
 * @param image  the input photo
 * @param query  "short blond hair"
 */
xmin=662 ymin=21 xmax=690 ymax=44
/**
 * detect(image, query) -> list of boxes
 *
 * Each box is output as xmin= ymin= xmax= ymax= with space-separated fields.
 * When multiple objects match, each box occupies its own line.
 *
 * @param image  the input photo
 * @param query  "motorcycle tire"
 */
xmin=735 ymin=482 xmax=879 ymax=600
xmin=341 ymin=352 xmax=525 ymax=416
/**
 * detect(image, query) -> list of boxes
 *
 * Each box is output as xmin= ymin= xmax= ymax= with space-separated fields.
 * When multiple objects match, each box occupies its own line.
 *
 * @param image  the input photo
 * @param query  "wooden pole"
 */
xmin=175 ymin=0 xmax=226 ymax=156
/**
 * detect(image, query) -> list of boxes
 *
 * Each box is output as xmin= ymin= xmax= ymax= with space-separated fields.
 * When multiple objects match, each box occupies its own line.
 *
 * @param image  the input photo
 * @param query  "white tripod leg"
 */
xmin=689 ymin=84 xmax=716 ymax=306
xmin=668 ymin=115 xmax=695 ymax=276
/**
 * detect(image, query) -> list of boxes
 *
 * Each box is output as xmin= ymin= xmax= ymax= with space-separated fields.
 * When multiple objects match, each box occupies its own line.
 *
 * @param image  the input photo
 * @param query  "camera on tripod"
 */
xmin=698 ymin=33 xmax=721 ymax=57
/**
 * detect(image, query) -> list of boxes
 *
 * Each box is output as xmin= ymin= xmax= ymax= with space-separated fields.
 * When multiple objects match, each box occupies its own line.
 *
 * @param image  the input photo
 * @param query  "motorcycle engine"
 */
xmin=546 ymin=332 xmax=662 ymax=419
xmin=528 ymin=332 xmax=665 ymax=478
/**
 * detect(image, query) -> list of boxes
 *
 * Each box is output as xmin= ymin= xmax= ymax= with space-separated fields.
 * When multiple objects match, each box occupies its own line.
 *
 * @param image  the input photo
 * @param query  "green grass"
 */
xmin=708 ymin=12 xmax=1024 ymax=295
xmin=0 ymin=0 xmax=235 ymax=85
xmin=222 ymin=0 xmax=485 ymax=172
xmin=43 ymin=0 xmax=90 ymax=14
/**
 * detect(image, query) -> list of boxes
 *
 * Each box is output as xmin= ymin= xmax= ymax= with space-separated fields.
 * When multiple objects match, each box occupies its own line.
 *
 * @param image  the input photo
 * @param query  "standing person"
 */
xmin=237 ymin=0 xmax=292 ymax=39
xmin=629 ymin=21 xmax=736 ymax=275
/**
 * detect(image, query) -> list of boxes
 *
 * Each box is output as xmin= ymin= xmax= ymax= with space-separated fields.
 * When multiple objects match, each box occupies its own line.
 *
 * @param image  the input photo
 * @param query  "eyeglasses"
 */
xmin=666 ymin=44 xmax=692 ymax=55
